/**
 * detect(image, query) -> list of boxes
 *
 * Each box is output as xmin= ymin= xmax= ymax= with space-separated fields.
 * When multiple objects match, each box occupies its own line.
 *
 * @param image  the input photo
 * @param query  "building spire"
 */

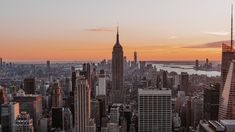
xmin=116 ymin=26 xmax=120 ymax=44
xmin=231 ymin=4 xmax=233 ymax=49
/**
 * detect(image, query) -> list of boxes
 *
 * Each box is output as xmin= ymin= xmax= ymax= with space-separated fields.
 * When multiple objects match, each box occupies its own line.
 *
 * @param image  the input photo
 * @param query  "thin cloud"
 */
xmin=182 ymin=40 xmax=229 ymax=48
xmin=203 ymin=31 xmax=229 ymax=36
xmin=85 ymin=27 xmax=114 ymax=32
xmin=168 ymin=36 xmax=179 ymax=40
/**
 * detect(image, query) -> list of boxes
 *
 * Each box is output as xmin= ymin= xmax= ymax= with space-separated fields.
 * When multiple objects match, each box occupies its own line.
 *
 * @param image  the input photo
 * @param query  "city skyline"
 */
xmin=0 ymin=0 xmax=234 ymax=61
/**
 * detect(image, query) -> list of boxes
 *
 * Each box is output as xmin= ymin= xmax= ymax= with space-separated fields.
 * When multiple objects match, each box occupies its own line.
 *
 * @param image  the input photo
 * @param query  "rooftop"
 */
xmin=138 ymin=88 xmax=171 ymax=95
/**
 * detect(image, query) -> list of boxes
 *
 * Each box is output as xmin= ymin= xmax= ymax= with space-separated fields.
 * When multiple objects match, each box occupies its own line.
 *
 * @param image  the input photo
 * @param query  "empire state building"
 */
xmin=112 ymin=27 xmax=124 ymax=103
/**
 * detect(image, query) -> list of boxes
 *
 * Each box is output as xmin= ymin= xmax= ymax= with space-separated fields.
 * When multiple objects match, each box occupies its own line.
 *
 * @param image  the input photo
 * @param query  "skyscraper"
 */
xmin=1 ymin=102 xmax=20 ymax=132
xmin=219 ymin=60 xmax=235 ymax=119
xmin=138 ymin=89 xmax=172 ymax=132
xmin=71 ymin=66 xmax=77 ymax=126
xmin=96 ymin=70 xmax=106 ymax=96
xmin=180 ymin=72 xmax=189 ymax=95
xmin=204 ymin=83 xmax=220 ymax=120
xmin=74 ymin=74 xmax=91 ymax=132
xmin=221 ymin=5 xmax=235 ymax=89
xmin=23 ymin=78 xmax=36 ymax=94
xmin=134 ymin=51 xmax=138 ymax=66
xmin=195 ymin=59 xmax=199 ymax=70
xmin=51 ymin=107 xmax=65 ymax=130
xmin=51 ymin=81 xmax=63 ymax=108
xmin=112 ymin=27 xmax=124 ymax=104
xmin=46 ymin=60 xmax=50 ymax=70
xmin=162 ymin=70 xmax=168 ymax=88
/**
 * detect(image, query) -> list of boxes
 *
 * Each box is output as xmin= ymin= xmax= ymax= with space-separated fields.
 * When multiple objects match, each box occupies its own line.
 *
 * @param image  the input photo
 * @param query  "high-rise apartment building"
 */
xmin=138 ymin=89 xmax=172 ymax=132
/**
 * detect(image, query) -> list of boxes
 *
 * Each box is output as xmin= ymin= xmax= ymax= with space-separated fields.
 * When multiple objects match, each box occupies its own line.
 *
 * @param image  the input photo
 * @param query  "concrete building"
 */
xmin=74 ymin=75 xmax=90 ymax=132
xmin=96 ymin=70 xmax=106 ymax=96
xmin=51 ymin=81 xmax=63 ymax=108
xmin=1 ymin=102 xmax=20 ymax=132
xmin=107 ymin=123 xmax=119 ymax=132
xmin=13 ymin=95 xmax=42 ymax=131
xmin=110 ymin=104 xmax=122 ymax=124
xmin=138 ymin=89 xmax=172 ymax=132
xmin=15 ymin=112 xmax=34 ymax=132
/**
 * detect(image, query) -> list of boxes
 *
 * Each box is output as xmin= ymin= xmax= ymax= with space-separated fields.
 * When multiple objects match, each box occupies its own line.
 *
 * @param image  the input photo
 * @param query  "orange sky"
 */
xmin=0 ymin=36 xmax=222 ymax=61
xmin=0 ymin=0 xmax=232 ymax=61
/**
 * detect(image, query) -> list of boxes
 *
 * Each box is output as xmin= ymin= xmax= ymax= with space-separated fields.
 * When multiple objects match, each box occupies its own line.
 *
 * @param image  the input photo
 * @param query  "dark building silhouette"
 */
xmin=112 ymin=27 xmax=124 ymax=103
xmin=134 ymin=51 xmax=138 ymax=66
xmin=180 ymin=72 xmax=189 ymax=95
xmin=82 ymin=63 xmax=91 ymax=85
xmin=195 ymin=59 xmax=199 ymax=70
xmin=46 ymin=60 xmax=50 ymax=70
xmin=204 ymin=83 xmax=220 ymax=120
xmin=23 ymin=78 xmax=35 ymax=94
xmin=162 ymin=70 xmax=168 ymax=88
xmin=71 ymin=66 xmax=76 ymax=93
xmin=70 ymin=66 xmax=76 ymax=127
xmin=0 ymin=58 xmax=2 ymax=67
xmin=52 ymin=107 xmax=64 ymax=130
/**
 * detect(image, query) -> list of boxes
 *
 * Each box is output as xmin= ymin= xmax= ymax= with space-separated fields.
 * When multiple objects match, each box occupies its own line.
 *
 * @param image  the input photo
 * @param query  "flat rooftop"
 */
xmin=138 ymin=88 xmax=171 ymax=95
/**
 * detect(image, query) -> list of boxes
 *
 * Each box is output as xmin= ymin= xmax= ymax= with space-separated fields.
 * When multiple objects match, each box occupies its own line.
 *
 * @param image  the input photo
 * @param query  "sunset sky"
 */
xmin=0 ymin=0 xmax=234 ymax=61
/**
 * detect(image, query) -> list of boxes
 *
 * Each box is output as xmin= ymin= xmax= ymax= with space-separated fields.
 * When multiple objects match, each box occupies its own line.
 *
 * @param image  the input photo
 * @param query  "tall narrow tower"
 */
xmin=221 ymin=4 xmax=235 ymax=89
xmin=112 ymin=27 xmax=124 ymax=103
xmin=231 ymin=4 xmax=233 ymax=49
xmin=134 ymin=51 xmax=138 ymax=65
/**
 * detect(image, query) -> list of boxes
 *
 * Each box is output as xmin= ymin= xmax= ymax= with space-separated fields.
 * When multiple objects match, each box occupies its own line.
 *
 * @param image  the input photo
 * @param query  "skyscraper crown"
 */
xmin=114 ymin=26 xmax=123 ymax=49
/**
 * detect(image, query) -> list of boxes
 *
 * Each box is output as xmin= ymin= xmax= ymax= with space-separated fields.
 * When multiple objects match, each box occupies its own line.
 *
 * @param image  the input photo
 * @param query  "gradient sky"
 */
xmin=0 ymin=0 xmax=234 ymax=61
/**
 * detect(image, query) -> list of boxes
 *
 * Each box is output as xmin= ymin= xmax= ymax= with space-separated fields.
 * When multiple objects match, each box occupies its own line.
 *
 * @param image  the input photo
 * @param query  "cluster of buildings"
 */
xmin=2 ymin=5 xmax=235 ymax=132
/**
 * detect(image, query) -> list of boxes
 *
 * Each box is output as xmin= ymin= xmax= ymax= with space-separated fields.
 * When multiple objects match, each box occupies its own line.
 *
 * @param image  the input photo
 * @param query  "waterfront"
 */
xmin=152 ymin=63 xmax=221 ymax=77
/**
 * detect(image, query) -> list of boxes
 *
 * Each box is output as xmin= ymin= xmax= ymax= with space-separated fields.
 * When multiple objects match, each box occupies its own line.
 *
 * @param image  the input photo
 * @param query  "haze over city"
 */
xmin=0 ymin=0 xmax=234 ymax=61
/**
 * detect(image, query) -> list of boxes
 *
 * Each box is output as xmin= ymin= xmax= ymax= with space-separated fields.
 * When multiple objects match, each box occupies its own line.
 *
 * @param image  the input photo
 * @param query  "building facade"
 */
xmin=138 ymin=89 xmax=172 ymax=132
